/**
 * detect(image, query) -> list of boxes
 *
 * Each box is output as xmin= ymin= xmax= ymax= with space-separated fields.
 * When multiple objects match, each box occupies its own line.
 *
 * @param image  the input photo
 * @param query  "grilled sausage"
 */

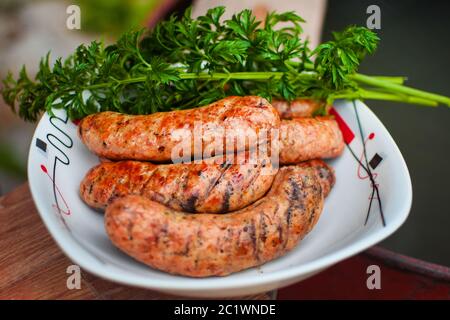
xmin=78 ymin=96 xmax=280 ymax=162
xmin=298 ymin=159 xmax=335 ymax=197
xmin=80 ymin=151 xmax=278 ymax=213
xmin=280 ymin=117 xmax=344 ymax=164
xmin=105 ymin=163 xmax=330 ymax=277
xmin=272 ymin=98 xmax=330 ymax=119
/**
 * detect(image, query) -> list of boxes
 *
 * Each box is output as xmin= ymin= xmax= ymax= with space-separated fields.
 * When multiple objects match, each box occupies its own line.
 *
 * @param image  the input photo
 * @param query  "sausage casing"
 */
xmin=272 ymin=99 xmax=330 ymax=119
xmin=298 ymin=159 xmax=335 ymax=197
xmin=105 ymin=164 xmax=329 ymax=277
xmin=80 ymin=151 xmax=278 ymax=213
xmin=280 ymin=117 xmax=344 ymax=164
xmin=78 ymin=96 xmax=280 ymax=162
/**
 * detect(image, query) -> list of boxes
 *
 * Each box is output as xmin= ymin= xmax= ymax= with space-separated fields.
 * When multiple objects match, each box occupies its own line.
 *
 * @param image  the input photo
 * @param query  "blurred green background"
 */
xmin=76 ymin=0 xmax=159 ymax=36
xmin=0 ymin=0 xmax=168 ymax=193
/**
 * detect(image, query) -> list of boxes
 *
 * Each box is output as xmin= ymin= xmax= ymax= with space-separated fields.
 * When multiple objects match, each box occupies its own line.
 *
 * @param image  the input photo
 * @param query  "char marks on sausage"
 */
xmin=105 ymin=164 xmax=330 ymax=277
xmin=78 ymin=96 xmax=280 ymax=162
xmin=80 ymin=151 xmax=278 ymax=213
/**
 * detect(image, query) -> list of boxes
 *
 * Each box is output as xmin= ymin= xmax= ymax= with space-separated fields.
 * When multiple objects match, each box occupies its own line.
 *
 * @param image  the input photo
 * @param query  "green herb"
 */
xmin=2 ymin=6 xmax=450 ymax=121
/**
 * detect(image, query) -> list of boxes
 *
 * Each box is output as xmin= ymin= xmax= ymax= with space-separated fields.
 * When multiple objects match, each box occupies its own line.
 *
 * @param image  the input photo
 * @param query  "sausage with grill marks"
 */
xmin=105 ymin=163 xmax=331 ymax=277
xmin=78 ymin=96 xmax=280 ymax=162
xmin=272 ymin=98 xmax=330 ymax=119
xmin=280 ymin=117 xmax=344 ymax=164
xmin=80 ymin=151 xmax=278 ymax=213
xmin=298 ymin=159 xmax=335 ymax=197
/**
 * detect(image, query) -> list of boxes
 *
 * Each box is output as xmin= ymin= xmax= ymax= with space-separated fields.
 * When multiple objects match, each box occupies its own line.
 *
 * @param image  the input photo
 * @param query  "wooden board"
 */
xmin=0 ymin=183 xmax=272 ymax=300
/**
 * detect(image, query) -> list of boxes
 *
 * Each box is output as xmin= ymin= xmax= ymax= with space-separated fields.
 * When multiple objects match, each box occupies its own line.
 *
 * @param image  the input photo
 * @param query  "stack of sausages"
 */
xmin=78 ymin=96 xmax=344 ymax=277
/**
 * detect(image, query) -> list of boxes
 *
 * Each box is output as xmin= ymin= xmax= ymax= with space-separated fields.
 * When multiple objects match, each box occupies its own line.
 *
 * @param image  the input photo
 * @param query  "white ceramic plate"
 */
xmin=27 ymin=100 xmax=412 ymax=297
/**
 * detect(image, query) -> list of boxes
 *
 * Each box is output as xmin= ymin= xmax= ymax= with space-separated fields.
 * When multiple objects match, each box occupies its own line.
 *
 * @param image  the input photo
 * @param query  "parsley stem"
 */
xmin=85 ymin=77 xmax=147 ymax=90
xmin=179 ymin=72 xmax=284 ymax=80
xmin=85 ymin=72 xmax=288 ymax=91
xmin=304 ymin=60 xmax=447 ymax=103
xmin=350 ymin=73 xmax=450 ymax=106
xmin=368 ymin=76 xmax=406 ymax=85
xmin=82 ymin=71 xmax=446 ymax=108
xmin=333 ymin=89 xmax=438 ymax=107
xmin=84 ymin=71 xmax=294 ymax=92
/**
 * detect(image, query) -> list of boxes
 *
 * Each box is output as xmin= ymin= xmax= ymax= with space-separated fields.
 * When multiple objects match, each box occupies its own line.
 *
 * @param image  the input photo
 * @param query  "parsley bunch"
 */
xmin=2 ymin=6 xmax=449 ymax=121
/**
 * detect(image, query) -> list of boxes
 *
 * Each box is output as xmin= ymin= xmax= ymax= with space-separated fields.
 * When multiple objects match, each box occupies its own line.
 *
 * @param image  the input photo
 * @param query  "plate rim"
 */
xmin=27 ymin=100 xmax=413 ymax=292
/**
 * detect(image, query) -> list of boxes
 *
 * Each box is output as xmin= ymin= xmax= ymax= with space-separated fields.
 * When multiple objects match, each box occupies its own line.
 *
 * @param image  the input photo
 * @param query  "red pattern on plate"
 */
xmin=330 ymin=107 xmax=355 ymax=144
xmin=40 ymin=164 xmax=71 ymax=216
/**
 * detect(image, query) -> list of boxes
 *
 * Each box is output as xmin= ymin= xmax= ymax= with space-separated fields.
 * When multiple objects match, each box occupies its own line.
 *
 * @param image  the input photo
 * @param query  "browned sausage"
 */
xmin=78 ymin=96 xmax=280 ymax=162
xmin=105 ymin=163 xmax=330 ymax=277
xmin=280 ymin=117 xmax=344 ymax=164
xmin=298 ymin=159 xmax=335 ymax=197
xmin=272 ymin=98 xmax=330 ymax=119
xmin=80 ymin=151 xmax=278 ymax=213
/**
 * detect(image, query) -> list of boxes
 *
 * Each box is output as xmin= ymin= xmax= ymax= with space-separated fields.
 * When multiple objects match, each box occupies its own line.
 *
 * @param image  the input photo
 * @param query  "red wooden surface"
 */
xmin=0 ymin=184 xmax=272 ymax=300
xmin=278 ymin=247 xmax=450 ymax=300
